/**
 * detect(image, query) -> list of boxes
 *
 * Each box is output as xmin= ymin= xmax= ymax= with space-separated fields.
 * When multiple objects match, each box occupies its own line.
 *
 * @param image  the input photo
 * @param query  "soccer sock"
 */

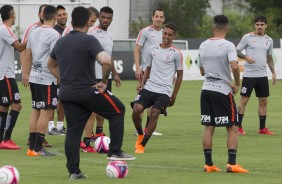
xmin=29 ymin=132 xmax=37 ymax=150
xmin=83 ymin=137 xmax=90 ymax=147
xmin=136 ymin=126 xmax=143 ymax=135
xmin=96 ymin=126 xmax=103 ymax=134
xmin=228 ymin=149 xmax=237 ymax=165
xmin=141 ymin=133 xmax=151 ymax=147
xmin=145 ymin=116 xmax=150 ymax=128
xmin=48 ymin=121 xmax=55 ymax=131
xmin=56 ymin=121 xmax=64 ymax=130
xmin=259 ymin=115 xmax=266 ymax=130
xmin=204 ymin=149 xmax=213 ymax=166
xmin=238 ymin=114 xmax=244 ymax=128
xmin=4 ymin=110 xmax=19 ymax=141
xmin=34 ymin=132 xmax=45 ymax=152
xmin=0 ymin=112 xmax=8 ymax=142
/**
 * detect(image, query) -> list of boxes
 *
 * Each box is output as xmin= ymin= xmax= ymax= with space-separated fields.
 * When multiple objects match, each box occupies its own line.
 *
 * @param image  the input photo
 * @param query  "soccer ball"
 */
xmin=94 ymin=136 xmax=110 ymax=153
xmin=106 ymin=161 xmax=128 ymax=179
xmin=0 ymin=165 xmax=20 ymax=184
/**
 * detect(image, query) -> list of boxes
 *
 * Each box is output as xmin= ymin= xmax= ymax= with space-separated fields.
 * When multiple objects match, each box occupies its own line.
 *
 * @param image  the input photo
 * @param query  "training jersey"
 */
xmin=237 ymin=32 xmax=273 ymax=77
xmin=0 ymin=24 xmax=18 ymax=80
xmin=136 ymin=26 xmax=162 ymax=71
xmin=88 ymin=26 xmax=113 ymax=79
xmin=50 ymin=31 xmax=104 ymax=101
xmin=27 ymin=25 xmax=61 ymax=85
xmin=21 ymin=22 xmax=40 ymax=43
xmin=144 ymin=44 xmax=183 ymax=97
xmin=198 ymin=38 xmax=238 ymax=95
xmin=62 ymin=25 xmax=73 ymax=36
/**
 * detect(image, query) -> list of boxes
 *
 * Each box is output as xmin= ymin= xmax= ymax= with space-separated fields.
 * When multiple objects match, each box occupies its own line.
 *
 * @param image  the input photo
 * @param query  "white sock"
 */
xmin=48 ymin=121 xmax=55 ymax=131
xmin=57 ymin=121 xmax=64 ymax=130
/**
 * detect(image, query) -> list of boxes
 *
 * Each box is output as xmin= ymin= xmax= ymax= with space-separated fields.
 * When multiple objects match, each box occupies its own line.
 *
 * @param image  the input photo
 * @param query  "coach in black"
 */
xmin=47 ymin=6 xmax=135 ymax=180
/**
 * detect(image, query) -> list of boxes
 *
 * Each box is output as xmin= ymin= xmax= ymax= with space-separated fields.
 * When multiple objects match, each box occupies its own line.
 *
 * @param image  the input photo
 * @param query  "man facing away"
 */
xmin=236 ymin=15 xmax=276 ymax=135
xmin=199 ymin=15 xmax=248 ymax=173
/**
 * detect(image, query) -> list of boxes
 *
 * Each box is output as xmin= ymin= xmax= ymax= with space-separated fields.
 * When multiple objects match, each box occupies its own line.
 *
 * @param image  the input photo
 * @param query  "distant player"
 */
xmin=0 ymin=4 xmax=27 ymax=150
xmin=236 ymin=15 xmax=276 ymax=135
xmin=132 ymin=22 xmax=183 ymax=154
xmin=199 ymin=15 xmax=248 ymax=173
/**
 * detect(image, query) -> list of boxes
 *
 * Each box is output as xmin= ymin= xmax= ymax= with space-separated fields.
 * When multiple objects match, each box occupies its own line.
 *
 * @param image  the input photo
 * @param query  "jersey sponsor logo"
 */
xmin=164 ymin=53 xmax=173 ymax=62
xmin=152 ymin=45 xmax=158 ymax=49
xmin=52 ymin=97 xmax=58 ymax=106
xmin=2 ymin=97 xmax=8 ymax=104
xmin=201 ymin=115 xmax=211 ymax=123
xmin=215 ymin=116 xmax=229 ymax=125
xmin=169 ymin=48 xmax=176 ymax=52
xmin=148 ymin=28 xmax=154 ymax=32
xmin=241 ymin=87 xmax=247 ymax=94
xmin=14 ymin=93 xmax=20 ymax=101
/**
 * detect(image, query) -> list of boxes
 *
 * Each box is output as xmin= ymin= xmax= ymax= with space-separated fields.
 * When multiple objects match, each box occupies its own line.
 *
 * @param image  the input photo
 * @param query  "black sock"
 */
xmin=29 ymin=132 xmax=36 ymax=150
xmin=141 ymin=133 xmax=151 ymax=146
xmin=0 ymin=112 xmax=8 ymax=142
xmin=259 ymin=116 xmax=266 ymax=130
xmin=228 ymin=149 xmax=237 ymax=165
xmin=145 ymin=116 xmax=150 ymax=128
xmin=238 ymin=114 xmax=244 ymax=128
xmin=4 ymin=110 xmax=19 ymax=141
xmin=136 ymin=126 xmax=143 ymax=135
xmin=95 ymin=126 xmax=103 ymax=134
xmin=204 ymin=149 xmax=213 ymax=166
xmin=34 ymin=132 xmax=45 ymax=152
xmin=84 ymin=137 xmax=90 ymax=147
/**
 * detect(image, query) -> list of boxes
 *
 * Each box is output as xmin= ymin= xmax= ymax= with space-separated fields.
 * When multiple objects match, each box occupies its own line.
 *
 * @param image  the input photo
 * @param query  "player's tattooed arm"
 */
xmin=267 ymin=55 xmax=275 ymax=74
xmin=237 ymin=50 xmax=246 ymax=59
xmin=237 ymin=50 xmax=255 ymax=64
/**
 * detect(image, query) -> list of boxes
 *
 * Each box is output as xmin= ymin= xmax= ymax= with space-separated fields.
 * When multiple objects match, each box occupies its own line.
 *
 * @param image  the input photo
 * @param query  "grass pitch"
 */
xmin=0 ymin=80 xmax=281 ymax=184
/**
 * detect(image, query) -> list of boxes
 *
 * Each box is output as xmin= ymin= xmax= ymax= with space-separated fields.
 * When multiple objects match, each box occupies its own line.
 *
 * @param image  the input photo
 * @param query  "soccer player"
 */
xmin=82 ymin=6 xmax=121 ymax=152
xmin=48 ymin=6 xmax=135 ymax=180
xmin=25 ymin=5 xmax=60 ymax=156
xmin=236 ymin=15 xmax=276 ymax=135
xmin=133 ymin=8 xmax=165 ymax=136
xmin=0 ymin=4 xmax=27 ymax=150
xmin=53 ymin=5 xmax=67 ymax=35
xmin=199 ymin=15 xmax=248 ymax=173
xmin=132 ymin=22 xmax=183 ymax=154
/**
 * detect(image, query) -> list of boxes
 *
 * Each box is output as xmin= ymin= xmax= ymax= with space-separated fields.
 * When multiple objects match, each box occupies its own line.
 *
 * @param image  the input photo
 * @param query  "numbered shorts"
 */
xmin=30 ymin=82 xmax=58 ymax=109
xmin=0 ymin=77 xmax=21 ymax=106
xmin=240 ymin=77 xmax=269 ymax=97
xmin=201 ymin=90 xmax=238 ymax=127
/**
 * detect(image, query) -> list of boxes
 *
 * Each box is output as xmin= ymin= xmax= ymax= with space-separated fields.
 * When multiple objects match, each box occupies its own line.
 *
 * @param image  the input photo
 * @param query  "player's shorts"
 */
xmin=30 ymin=82 xmax=58 ymax=109
xmin=201 ymin=90 xmax=238 ymax=127
xmin=133 ymin=89 xmax=170 ymax=113
xmin=97 ymin=79 xmax=112 ymax=92
xmin=240 ymin=77 xmax=269 ymax=97
xmin=0 ymin=77 xmax=21 ymax=106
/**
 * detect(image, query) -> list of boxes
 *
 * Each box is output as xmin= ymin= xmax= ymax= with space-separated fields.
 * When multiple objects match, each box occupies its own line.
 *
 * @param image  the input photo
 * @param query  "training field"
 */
xmin=0 ymin=80 xmax=281 ymax=184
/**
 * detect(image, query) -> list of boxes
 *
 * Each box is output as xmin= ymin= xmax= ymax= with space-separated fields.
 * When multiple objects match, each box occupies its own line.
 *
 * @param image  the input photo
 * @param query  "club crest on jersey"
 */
xmin=164 ymin=53 xmax=173 ymax=61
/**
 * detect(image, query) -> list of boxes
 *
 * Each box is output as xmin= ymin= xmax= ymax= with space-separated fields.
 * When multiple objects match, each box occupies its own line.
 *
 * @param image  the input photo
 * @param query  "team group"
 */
xmin=0 ymin=3 xmax=276 ymax=180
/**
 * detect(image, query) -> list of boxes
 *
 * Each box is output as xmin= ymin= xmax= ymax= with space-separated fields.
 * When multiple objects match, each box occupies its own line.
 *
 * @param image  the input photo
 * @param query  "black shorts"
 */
xmin=97 ymin=79 xmax=112 ymax=92
xmin=240 ymin=77 xmax=269 ymax=97
xmin=0 ymin=77 xmax=21 ymax=106
xmin=201 ymin=90 xmax=238 ymax=127
xmin=133 ymin=89 xmax=170 ymax=112
xmin=30 ymin=82 xmax=58 ymax=109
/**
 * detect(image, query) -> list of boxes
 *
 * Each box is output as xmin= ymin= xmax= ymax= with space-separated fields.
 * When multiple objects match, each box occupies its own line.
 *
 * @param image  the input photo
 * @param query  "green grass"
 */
xmin=1 ymin=80 xmax=282 ymax=184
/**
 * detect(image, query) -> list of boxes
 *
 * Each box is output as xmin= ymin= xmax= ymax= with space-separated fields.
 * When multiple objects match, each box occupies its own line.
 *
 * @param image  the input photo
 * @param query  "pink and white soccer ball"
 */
xmin=0 ymin=165 xmax=20 ymax=184
xmin=94 ymin=136 xmax=110 ymax=153
xmin=106 ymin=161 xmax=128 ymax=178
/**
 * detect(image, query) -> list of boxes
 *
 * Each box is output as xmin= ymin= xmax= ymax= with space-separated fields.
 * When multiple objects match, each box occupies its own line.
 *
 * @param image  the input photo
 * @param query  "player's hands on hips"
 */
xmin=135 ymin=67 xmax=142 ymax=82
xmin=272 ymin=73 xmax=277 ymax=85
xmin=94 ymin=82 xmax=107 ymax=93
xmin=22 ymin=72 xmax=29 ymax=87
xmin=245 ymin=56 xmax=255 ymax=64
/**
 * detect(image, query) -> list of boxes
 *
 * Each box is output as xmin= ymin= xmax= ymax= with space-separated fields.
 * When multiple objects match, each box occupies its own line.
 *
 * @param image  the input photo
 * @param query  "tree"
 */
xmin=129 ymin=17 xmax=149 ymax=38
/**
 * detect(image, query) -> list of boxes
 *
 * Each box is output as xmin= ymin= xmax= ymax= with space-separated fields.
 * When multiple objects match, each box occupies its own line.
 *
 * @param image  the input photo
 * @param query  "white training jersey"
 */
xmin=62 ymin=25 xmax=73 ymax=37
xmin=88 ymin=26 xmax=113 ymax=79
xmin=144 ymin=44 xmax=183 ymax=97
xmin=136 ymin=26 xmax=162 ymax=71
xmin=27 ymin=25 xmax=61 ymax=85
xmin=198 ymin=38 xmax=238 ymax=95
xmin=21 ymin=22 xmax=40 ymax=43
xmin=237 ymin=32 xmax=273 ymax=77
xmin=0 ymin=24 xmax=18 ymax=80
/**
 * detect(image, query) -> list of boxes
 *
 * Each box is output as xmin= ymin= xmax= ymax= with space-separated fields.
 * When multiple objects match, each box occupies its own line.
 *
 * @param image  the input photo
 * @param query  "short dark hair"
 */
xmin=214 ymin=14 xmax=229 ymax=29
xmin=0 ymin=4 xmax=14 ymax=21
xmin=254 ymin=15 xmax=267 ymax=24
xmin=57 ymin=5 xmax=65 ymax=11
xmin=152 ymin=8 xmax=165 ymax=17
xmin=39 ymin=4 xmax=46 ymax=14
xmin=72 ymin=6 xmax=89 ymax=28
xmin=43 ymin=5 xmax=57 ymax=21
xmin=100 ymin=6 xmax=113 ymax=14
xmin=164 ymin=22 xmax=177 ymax=32
xmin=88 ymin=6 xmax=99 ymax=17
